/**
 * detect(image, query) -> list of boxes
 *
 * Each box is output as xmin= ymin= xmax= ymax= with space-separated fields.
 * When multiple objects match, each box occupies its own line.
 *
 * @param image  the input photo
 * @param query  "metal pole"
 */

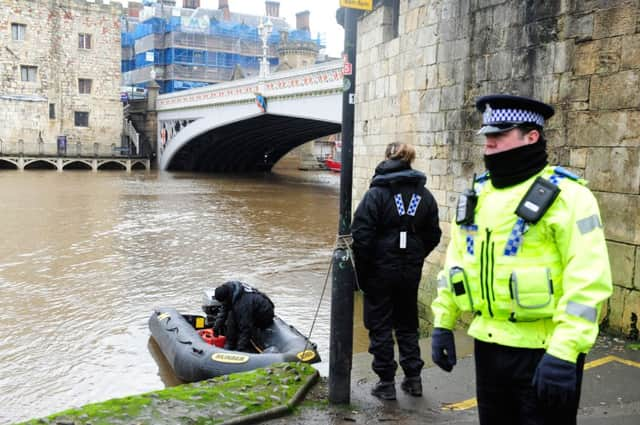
xmin=329 ymin=6 xmax=358 ymax=405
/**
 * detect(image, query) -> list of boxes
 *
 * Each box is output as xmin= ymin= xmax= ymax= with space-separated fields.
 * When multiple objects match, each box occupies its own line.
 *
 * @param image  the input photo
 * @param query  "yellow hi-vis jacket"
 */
xmin=431 ymin=166 xmax=612 ymax=364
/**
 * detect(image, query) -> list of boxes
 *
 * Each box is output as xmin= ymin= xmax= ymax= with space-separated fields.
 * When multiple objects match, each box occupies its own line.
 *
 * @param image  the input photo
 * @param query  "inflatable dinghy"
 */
xmin=149 ymin=292 xmax=320 ymax=382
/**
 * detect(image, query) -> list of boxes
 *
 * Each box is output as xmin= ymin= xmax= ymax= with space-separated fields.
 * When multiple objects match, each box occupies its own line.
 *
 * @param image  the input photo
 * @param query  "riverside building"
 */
xmin=121 ymin=0 xmax=323 ymax=94
xmin=0 ymin=0 xmax=124 ymax=157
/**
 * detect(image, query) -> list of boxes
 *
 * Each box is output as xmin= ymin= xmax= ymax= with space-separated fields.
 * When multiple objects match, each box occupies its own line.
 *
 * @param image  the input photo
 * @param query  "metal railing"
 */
xmin=0 ymin=140 xmax=139 ymax=158
xmin=124 ymin=119 xmax=140 ymax=154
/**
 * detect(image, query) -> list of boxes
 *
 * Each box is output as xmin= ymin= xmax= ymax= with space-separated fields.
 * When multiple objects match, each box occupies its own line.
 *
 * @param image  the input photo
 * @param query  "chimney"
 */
xmin=219 ymin=0 xmax=230 ymax=21
xmin=265 ymin=1 xmax=279 ymax=18
xmin=295 ymin=10 xmax=310 ymax=32
xmin=183 ymin=0 xmax=200 ymax=10
xmin=127 ymin=1 xmax=142 ymax=18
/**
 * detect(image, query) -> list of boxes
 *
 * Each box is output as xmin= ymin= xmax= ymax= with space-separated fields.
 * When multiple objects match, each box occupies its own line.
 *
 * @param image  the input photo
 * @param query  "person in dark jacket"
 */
xmin=352 ymin=142 xmax=442 ymax=400
xmin=213 ymin=281 xmax=275 ymax=352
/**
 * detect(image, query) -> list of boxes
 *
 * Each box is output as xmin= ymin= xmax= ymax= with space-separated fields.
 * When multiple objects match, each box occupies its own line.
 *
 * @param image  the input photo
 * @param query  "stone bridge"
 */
xmin=156 ymin=60 xmax=344 ymax=172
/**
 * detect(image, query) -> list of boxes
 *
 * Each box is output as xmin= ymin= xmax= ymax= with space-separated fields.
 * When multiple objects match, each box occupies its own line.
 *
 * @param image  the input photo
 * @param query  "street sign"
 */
xmin=120 ymin=92 xmax=129 ymax=103
xmin=342 ymin=78 xmax=352 ymax=92
xmin=342 ymin=53 xmax=353 ymax=76
xmin=340 ymin=0 xmax=373 ymax=11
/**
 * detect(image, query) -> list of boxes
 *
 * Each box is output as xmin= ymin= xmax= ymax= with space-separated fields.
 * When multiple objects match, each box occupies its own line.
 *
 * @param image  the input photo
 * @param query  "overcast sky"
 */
xmin=192 ymin=0 xmax=345 ymax=57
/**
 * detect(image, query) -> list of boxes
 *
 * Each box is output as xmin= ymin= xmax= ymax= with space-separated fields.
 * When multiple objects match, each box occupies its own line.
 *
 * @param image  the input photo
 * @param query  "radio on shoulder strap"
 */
xmin=456 ymin=174 xmax=478 ymax=225
xmin=514 ymin=177 xmax=560 ymax=224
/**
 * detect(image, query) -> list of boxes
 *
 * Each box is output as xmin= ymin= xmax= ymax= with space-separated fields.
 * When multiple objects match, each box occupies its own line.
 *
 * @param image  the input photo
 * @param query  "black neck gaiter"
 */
xmin=483 ymin=139 xmax=548 ymax=188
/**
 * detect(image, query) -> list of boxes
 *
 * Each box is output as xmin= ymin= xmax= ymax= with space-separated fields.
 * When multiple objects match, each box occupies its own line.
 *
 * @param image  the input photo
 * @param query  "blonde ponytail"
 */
xmin=385 ymin=143 xmax=416 ymax=164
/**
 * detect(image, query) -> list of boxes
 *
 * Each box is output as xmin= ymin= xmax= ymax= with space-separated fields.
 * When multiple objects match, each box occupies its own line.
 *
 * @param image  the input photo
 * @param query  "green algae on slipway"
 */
xmin=17 ymin=362 xmax=319 ymax=425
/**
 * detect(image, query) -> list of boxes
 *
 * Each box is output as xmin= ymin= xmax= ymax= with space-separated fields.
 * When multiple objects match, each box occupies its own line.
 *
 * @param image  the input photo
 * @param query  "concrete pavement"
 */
xmin=266 ymin=332 xmax=640 ymax=425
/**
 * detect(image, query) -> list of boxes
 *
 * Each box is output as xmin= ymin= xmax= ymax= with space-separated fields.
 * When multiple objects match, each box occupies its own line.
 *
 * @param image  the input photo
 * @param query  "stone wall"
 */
xmin=353 ymin=0 xmax=640 ymax=338
xmin=0 ymin=0 xmax=123 ymax=151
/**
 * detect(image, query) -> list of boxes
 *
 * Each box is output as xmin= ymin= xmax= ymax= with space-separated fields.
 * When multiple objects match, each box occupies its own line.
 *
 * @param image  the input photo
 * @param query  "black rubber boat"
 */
xmin=148 ymin=292 xmax=321 ymax=382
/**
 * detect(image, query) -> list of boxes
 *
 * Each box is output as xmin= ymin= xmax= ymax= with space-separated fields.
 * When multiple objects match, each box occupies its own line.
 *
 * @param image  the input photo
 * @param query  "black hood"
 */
xmin=370 ymin=159 xmax=426 ymax=188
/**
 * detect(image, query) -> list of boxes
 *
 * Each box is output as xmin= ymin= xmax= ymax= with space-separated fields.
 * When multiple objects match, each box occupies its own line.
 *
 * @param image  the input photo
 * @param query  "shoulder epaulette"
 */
xmin=475 ymin=171 xmax=490 ymax=183
xmin=553 ymin=166 xmax=580 ymax=181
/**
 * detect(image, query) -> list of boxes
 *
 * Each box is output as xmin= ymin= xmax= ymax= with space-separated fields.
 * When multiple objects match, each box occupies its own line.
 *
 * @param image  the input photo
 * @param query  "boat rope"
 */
xmin=250 ymin=339 xmax=263 ymax=353
xmin=336 ymin=233 xmax=361 ymax=292
xmin=301 ymin=233 xmax=360 ymax=360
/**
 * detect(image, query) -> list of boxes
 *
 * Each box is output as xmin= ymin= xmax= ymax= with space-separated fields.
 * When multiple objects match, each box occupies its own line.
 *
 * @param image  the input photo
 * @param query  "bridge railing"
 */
xmin=156 ymin=60 xmax=343 ymax=111
xmin=0 ymin=141 xmax=140 ymax=158
xmin=123 ymin=119 xmax=140 ymax=154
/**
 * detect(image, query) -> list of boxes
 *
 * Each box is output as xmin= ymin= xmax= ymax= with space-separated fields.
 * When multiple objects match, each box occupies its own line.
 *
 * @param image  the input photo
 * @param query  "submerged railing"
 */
xmin=0 ymin=140 xmax=142 ymax=158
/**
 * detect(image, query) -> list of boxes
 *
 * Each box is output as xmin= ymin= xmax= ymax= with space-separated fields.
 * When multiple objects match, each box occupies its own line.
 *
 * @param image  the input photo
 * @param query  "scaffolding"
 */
xmin=121 ymin=3 xmax=324 ymax=93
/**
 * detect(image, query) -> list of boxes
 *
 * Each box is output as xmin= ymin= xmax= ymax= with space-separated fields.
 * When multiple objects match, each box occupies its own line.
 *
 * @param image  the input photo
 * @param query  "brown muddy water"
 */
xmin=0 ymin=167 xmax=369 ymax=424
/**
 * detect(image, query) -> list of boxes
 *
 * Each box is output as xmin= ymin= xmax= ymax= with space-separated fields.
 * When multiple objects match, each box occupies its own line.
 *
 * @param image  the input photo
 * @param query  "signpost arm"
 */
xmin=329 ymin=5 xmax=359 ymax=405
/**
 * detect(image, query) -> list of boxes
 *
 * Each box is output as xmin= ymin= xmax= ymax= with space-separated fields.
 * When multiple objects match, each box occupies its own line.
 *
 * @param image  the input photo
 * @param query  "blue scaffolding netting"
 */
xmin=130 ymin=49 xmax=280 ymax=68
xmin=121 ymin=12 xmax=324 ymax=94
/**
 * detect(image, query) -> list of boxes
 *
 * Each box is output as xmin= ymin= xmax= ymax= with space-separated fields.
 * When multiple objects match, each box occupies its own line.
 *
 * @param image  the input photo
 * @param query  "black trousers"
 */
xmin=474 ymin=339 xmax=585 ymax=425
xmin=363 ymin=278 xmax=424 ymax=381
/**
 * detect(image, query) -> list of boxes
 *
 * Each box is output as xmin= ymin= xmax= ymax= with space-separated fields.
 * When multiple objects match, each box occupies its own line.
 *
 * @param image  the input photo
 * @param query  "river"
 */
xmin=0 ymin=166 xmax=368 ymax=424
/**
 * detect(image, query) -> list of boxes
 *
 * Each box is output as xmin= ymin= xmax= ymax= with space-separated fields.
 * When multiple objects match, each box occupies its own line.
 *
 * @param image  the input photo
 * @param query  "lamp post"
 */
xmin=329 ymin=6 xmax=359 ymax=405
xmin=258 ymin=16 xmax=273 ymax=79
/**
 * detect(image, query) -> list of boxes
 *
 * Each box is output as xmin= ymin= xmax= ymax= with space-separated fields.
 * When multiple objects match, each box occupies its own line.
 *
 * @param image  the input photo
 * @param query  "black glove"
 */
xmin=532 ymin=353 xmax=578 ymax=407
xmin=431 ymin=328 xmax=457 ymax=372
xmin=213 ymin=317 xmax=226 ymax=337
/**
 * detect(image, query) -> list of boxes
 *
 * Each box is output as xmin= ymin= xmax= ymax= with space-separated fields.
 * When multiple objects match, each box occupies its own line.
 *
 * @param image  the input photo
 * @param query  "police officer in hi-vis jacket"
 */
xmin=431 ymin=94 xmax=612 ymax=425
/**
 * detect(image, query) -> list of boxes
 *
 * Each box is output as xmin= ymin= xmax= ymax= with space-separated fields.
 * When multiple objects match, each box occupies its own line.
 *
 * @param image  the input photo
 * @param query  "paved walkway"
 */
xmin=266 ymin=332 xmax=640 ymax=425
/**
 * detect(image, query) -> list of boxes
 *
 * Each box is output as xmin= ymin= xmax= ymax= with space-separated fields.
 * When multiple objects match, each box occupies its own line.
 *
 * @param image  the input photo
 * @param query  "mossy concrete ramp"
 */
xmin=16 ymin=363 xmax=318 ymax=425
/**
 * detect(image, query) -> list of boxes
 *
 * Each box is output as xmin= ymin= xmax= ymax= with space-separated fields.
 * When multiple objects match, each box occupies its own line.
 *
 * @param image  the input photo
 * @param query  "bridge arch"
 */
xmin=163 ymin=113 xmax=341 ymax=172
xmin=63 ymin=160 xmax=92 ymax=170
xmin=24 ymin=159 xmax=57 ymax=170
xmin=97 ymin=160 xmax=127 ymax=171
xmin=0 ymin=158 xmax=18 ymax=169
xmin=131 ymin=160 xmax=148 ymax=171
xmin=157 ymin=60 xmax=343 ymax=172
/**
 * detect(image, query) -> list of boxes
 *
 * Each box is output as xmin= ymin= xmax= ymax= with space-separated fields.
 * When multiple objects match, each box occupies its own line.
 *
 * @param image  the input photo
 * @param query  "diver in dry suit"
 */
xmin=352 ymin=143 xmax=441 ymax=400
xmin=214 ymin=281 xmax=275 ymax=352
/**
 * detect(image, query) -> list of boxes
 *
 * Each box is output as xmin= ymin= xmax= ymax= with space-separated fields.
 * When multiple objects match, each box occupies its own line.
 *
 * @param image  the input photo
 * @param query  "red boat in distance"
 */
xmin=324 ymin=157 xmax=341 ymax=172
xmin=324 ymin=140 xmax=342 ymax=172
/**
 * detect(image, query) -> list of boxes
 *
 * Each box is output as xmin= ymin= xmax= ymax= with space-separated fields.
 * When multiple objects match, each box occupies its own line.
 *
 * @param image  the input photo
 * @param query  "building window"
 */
xmin=78 ymin=33 xmax=92 ymax=49
xmin=49 ymin=104 xmax=56 ymax=119
xmin=78 ymin=78 xmax=92 ymax=94
xmin=20 ymin=65 xmax=37 ymax=82
xmin=11 ymin=23 xmax=26 ymax=41
xmin=74 ymin=111 xmax=89 ymax=127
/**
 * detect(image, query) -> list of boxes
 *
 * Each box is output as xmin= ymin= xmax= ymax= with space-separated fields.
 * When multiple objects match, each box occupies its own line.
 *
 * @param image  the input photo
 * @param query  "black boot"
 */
xmin=371 ymin=380 xmax=396 ymax=400
xmin=401 ymin=376 xmax=422 ymax=397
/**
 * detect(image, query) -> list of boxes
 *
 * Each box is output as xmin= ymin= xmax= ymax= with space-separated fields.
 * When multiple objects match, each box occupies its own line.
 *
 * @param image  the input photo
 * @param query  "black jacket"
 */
xmin=216 ymin=281 xmax=275 ymax=352
xmin=352 ymin=160 xmax=441 ymax=287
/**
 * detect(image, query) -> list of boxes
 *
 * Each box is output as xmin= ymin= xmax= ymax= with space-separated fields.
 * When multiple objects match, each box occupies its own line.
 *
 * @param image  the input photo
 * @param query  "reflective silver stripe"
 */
xmin=577 ymin=214 xmax=602 ymax=235
xmin=438 ymin=275 xmax=448 ymax=289
xmin=566 ymin=301 xmax=597 ymax=323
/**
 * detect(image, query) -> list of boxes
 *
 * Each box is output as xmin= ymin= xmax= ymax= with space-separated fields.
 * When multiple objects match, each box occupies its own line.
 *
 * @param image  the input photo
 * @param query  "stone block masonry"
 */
xmin=353 ymin=0 xmax=640 ymax=338
xmin=0 ymin=0 xmax=123 ymax=151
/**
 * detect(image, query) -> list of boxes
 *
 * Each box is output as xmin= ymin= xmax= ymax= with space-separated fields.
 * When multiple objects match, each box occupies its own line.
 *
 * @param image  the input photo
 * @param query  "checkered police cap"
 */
xmin=475 ymin=94 xmax=555 ymax=135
